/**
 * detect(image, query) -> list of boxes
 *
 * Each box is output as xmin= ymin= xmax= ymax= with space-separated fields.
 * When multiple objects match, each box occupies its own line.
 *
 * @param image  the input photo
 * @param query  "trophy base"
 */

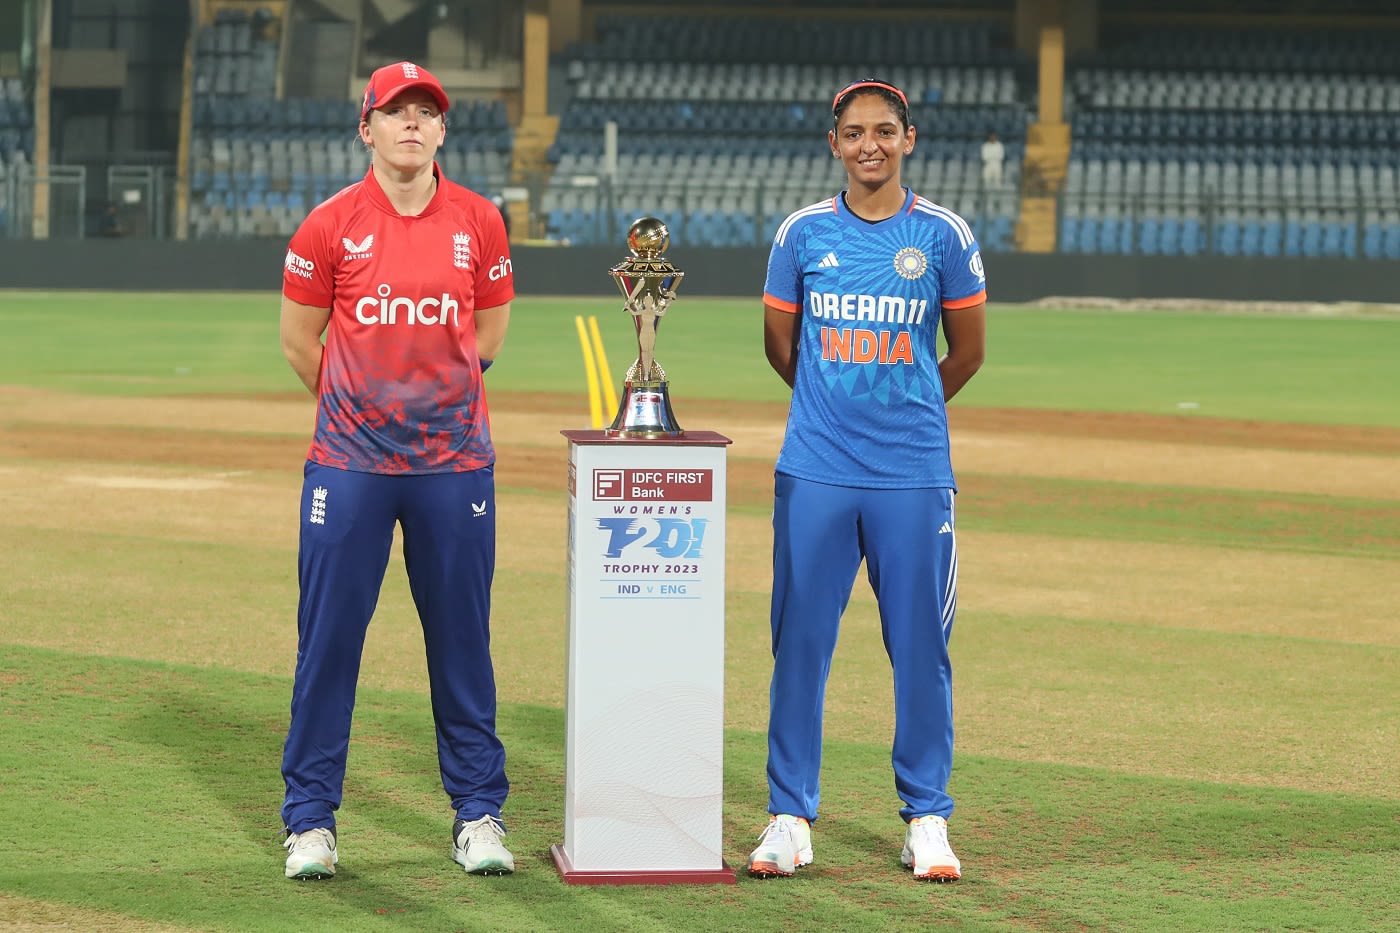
xmin=606 ymin=381 xmax=684 ymax=438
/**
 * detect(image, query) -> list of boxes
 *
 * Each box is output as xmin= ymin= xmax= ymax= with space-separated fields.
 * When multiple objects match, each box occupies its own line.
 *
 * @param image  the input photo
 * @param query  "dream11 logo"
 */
xmin=595 ymin=517 xmax=710 ymax=559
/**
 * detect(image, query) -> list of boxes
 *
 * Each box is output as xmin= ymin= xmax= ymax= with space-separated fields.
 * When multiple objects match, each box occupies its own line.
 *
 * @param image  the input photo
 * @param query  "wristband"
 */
xmin=480 ymin=358 xmax=493 ymax=372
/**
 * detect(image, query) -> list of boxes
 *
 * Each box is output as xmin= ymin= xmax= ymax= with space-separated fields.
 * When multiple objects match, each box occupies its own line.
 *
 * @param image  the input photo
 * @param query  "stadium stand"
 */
xmin=184 ymin=4 xmax=514 ymax=238
xmin=1061 ymin=24 xmax=1400 ymax=258
xmin=540 ymin=14 xmax=1032 ymax=249
xmin=12 ymin=0 xmax=1400 ymax=262
xmin=0 ymin=76 xmax=34 ymax=237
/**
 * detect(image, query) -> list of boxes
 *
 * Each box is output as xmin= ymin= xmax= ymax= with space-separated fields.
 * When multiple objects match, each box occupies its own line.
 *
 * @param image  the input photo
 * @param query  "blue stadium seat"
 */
xmin=1159 ymin=217 xmax=1180 ymax=256
xmin=1138 ymin=218 xmax=1160 ymax=255
xmin=1078 ymin=217 xmax=1099 ymax=253
xmin=1240 ymin=218 xmax=1262 ymax=256
xmin=1363 ymin=220 xmax=1384 ymax=259
xmin=1301 ymin=217 xmax=1323 ymax=256
xmin=1284 ymin=217 xmax=1304 ymax=257
xmin=1260 ymin=217 xmax=1283 ymax=257
xmin=1214 ymin=219 xmax=1241 ymax=256
xmin=1098 ymin=216 xmax=1121 ymax=254
xmin=1179 ymin=219 xmax=1203 ymax=255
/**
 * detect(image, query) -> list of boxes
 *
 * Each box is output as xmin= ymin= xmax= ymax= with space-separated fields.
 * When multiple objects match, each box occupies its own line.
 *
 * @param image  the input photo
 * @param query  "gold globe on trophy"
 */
xmin=606 ymin=217 xmax=686 ymax=437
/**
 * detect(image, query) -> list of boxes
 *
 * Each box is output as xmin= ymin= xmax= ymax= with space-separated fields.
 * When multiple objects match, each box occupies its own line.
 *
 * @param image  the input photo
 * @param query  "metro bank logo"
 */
xmin=593 ymin=469 xmax=713 ymax=501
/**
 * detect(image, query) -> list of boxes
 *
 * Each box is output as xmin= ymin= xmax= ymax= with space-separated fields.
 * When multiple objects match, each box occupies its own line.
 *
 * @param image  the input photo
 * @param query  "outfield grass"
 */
xmin=3 ymin=648 xmax=1394 ymax=933
xmin=1 ymin=291 xmax=1397 ymax=932
xmin=2 ymin=291 xmax=1399 ymax=426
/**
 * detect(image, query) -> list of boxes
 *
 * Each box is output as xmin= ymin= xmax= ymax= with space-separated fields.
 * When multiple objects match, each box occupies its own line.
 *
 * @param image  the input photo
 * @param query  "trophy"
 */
xmin=605 ymin=216 xmax=687 ymax=438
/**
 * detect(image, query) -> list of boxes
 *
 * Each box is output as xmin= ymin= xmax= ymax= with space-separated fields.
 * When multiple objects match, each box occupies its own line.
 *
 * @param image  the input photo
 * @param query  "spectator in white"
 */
xmin=980 ymin=131 xmax=1005 ymax=190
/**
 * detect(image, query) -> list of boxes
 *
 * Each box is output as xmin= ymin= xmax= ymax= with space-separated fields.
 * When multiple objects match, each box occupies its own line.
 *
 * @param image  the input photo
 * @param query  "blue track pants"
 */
xmin=280 ymin=462 xmax=507 ymax=833
xmin=766 ymin=474 xmax=958 ymax=823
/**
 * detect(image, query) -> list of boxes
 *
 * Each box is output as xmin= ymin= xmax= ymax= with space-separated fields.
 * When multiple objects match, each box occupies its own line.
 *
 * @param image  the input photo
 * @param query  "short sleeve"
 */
xmin=762 ymin=227 xmax=802 ymax=312
xmin=939 ymin=216 xmax=987 ymax=308
xmin=472 ymin=201 xmax=514 ymax=309
xmin=282 ymin=215 xmax=334 ymax=307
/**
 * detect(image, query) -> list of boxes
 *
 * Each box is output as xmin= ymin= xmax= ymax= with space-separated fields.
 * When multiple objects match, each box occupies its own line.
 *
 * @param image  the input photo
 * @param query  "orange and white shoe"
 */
xmin=901 ymin=815 xmax=961 ymax=881
xmin=746 ymin=814 xmax=813 ymax=877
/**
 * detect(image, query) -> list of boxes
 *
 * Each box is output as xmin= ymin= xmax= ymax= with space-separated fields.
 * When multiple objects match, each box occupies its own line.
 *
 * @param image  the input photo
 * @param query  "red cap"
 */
xmin=360 ymin=61 xmax=450 ymax=121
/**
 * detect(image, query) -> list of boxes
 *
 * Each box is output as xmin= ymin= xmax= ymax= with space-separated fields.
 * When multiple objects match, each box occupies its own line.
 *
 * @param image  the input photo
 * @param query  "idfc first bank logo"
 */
xmin=592 ymin=468 xmax=713 ymax=559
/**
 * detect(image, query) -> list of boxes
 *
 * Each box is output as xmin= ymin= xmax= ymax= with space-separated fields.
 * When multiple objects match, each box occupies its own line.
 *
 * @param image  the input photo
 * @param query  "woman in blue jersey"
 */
xmin=747 ymin=78 xmax=987 ymax=882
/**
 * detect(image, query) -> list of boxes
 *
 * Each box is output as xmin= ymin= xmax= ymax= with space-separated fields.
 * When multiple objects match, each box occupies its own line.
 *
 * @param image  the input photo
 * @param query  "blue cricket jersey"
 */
xmin=762 ymin=188 xmax=987 ymax=489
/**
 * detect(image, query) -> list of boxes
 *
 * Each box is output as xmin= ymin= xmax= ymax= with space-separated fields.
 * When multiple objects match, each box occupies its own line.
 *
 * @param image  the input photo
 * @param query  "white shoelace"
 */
xmin=911 ymin=818 xmax=953 ymax=855
xmin=461 ymin=815 xmax=507 ymax=846
xmin=284 ymin=826 xmax=334 ymax=853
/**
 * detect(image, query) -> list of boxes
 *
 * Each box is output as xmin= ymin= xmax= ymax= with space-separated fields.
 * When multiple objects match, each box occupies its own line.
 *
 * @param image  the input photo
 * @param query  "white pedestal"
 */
xmin=551 ymin=430 xmax=736 ymax=885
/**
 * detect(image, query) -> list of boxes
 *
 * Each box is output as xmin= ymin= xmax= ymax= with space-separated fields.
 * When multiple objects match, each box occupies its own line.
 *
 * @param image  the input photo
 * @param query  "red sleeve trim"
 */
xmin=284 ymin=280 xmax=331 ymax=308
xmin=942 ymin=290 xmax=987 ymax=310
xmin=474 ymin=284 xmax=514 ymax=310
xmin=763 ymin=293 xmax=799 ymax=313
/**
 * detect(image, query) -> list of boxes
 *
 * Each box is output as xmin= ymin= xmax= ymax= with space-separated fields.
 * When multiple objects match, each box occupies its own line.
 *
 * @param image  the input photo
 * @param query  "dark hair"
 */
xmin=831 ymin=79 xmax=911 ymax=130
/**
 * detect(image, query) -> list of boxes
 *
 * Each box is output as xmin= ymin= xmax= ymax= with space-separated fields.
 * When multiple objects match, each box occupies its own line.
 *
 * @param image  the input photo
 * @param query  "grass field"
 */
xmin=1 ymin=291 xmax=1398 ymax=932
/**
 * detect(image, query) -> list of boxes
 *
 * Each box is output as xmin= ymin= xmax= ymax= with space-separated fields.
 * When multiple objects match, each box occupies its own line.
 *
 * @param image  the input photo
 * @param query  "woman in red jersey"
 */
xmin=277 ymin=61 xmax=516 ymax=880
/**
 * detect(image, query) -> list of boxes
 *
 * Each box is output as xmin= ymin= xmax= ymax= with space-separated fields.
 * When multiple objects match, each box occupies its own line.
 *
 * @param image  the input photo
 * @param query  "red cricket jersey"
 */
xmin=282 ymin=164 xmax=514 ymax=474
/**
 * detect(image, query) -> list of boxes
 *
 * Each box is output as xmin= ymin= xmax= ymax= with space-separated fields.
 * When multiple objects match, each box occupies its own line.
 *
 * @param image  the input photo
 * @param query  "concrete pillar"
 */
xmin=523 ymin=0 xmax=548 ymax=117
xmin=547 ymin=0 xmax=582 ymax=54
xmin=1016 ymin=0 xmax=1097 ymax=56
xmin=33 ymin=0 xmax=51 ymax=239
xmin=1038 ymin=4 xmax=1065 ymax=125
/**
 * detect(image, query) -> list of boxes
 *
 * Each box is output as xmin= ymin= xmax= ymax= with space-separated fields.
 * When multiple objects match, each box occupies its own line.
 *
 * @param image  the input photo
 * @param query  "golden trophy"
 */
xmin=606 ymin=217 xmax=686 ymax=437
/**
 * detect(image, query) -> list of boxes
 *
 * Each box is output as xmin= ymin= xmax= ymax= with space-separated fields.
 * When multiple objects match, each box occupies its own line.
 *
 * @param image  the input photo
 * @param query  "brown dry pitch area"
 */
xmin=3 ymin=385 xmax=1399 ymax=802
xmin=6 ymin=388 xmax=1400 ymax=506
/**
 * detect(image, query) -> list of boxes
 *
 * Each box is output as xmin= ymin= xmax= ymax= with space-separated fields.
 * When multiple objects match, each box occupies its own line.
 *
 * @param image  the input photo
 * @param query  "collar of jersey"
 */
xmin=837 ymin=186 xmax=914 ymax=227
xmin=362 ymin=162 xmax=445 ymax=217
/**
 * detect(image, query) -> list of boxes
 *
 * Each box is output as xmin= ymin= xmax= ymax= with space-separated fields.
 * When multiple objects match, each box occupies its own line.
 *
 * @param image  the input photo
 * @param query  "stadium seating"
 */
xmin=0 ymin=77 xmax=33 ymax=236
xmin=1061 ymin=24 xmax=1400 ymax=257
xmin=184 ymin=6 xmax=513 ymax=238
xmin=541 ymin=14 xmax=1031 ymax=248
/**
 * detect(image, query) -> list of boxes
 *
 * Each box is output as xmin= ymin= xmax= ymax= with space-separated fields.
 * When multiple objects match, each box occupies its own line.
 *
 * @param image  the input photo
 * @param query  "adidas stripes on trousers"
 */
xmin=280 ymin=462 xmax=508 ymax=834
xmin=766 ymin=474 xmax=958 ymax=823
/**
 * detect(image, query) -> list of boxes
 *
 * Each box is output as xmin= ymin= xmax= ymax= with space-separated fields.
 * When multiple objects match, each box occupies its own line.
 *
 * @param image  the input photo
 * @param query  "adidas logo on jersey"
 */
xmin=938 ymin=521 xmax=953 ymax=534
xmin=817 ymin=252 xmax=840 ymax=268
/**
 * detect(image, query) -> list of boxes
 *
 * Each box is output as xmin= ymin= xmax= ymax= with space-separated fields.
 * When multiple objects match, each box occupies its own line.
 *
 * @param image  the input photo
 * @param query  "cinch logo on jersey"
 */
xmin=285 ymin=249 xmax=315 ymax=279
xmin=596 ymin=517 xmax=710 ymax=560
xmin=488 ymin=255 xmax=512 ymax=282
xmin=355 ymin=283 xmax=460 ymax=326
xmin=808 ymin=291 xmax=930 ymax=325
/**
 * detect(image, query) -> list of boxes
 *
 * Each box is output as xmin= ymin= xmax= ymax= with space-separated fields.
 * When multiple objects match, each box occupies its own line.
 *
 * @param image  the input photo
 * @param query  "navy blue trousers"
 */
xmin=280 ymin=462 xmax=507 ymax=833
xmin=767 ymin=474 xmax=958 ymax=823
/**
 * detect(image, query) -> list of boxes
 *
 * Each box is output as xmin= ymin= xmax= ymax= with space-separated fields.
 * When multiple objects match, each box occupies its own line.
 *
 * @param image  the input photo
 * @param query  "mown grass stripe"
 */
xmin=958 ymin=472 xmax=1400 ymax=557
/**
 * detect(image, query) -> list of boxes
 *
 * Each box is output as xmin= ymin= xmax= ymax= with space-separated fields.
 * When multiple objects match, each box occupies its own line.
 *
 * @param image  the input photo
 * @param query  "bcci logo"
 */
xmin=893 ymin=247 xmax=928 ymax=281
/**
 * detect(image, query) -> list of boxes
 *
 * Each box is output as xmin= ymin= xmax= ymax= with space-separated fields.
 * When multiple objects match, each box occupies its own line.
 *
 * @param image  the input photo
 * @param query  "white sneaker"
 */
xmin=901 ymin=815 xmax=961 ymax=881
xmin=746 ymin=814 xmax=813 ymax=877
xmin=452 ymin=815 xmax=515 ymax=875
xmin=283 ymin=827 xmax=337 ymax=880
